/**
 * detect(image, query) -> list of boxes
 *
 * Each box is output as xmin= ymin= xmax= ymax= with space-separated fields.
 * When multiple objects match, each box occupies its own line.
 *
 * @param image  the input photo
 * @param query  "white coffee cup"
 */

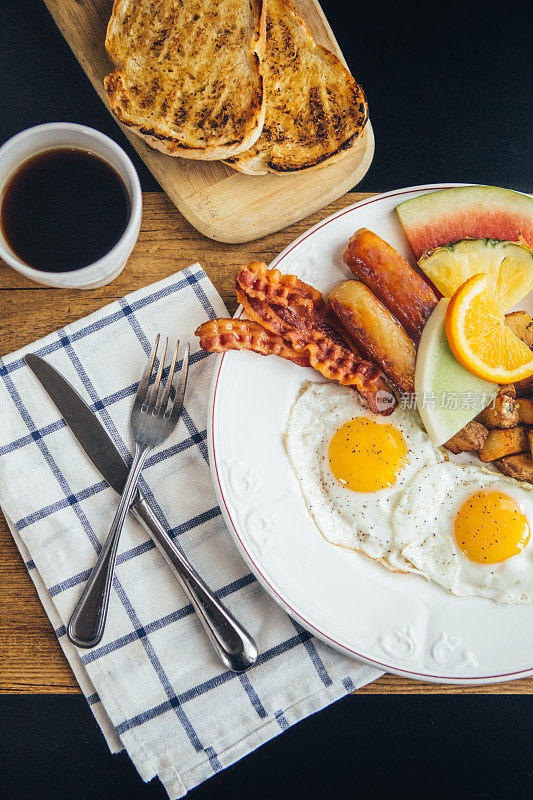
xmin=0 ymin=123 xmax=142 ymax=289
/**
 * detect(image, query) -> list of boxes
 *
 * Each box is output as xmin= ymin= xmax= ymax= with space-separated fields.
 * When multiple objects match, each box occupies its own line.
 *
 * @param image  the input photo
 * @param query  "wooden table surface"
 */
xmin=2 ymin=191 xmax=532 ymax=695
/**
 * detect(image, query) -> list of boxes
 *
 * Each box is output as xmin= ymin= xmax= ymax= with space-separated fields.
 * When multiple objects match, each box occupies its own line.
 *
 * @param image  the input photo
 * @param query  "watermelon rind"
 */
xmin=396 ymin=185 xmax=533 ymax=259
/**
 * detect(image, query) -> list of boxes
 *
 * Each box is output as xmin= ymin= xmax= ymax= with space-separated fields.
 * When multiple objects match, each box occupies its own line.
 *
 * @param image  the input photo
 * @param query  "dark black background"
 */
xmin=1 ymin=1 xmax=533 ymax=799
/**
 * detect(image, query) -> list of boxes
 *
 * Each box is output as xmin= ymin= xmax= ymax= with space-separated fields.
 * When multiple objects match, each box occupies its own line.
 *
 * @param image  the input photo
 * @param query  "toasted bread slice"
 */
xmin=104 ymin=0 xmax=266 ymax=159
xmin=225 ymin=0 xmax=368 ymax=174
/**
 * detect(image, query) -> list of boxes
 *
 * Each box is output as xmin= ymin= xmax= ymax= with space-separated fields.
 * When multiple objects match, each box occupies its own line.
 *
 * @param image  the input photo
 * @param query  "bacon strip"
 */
xmin=197 ymin=317 xmax=396 ymax=415
xmin=236 ymin=288 xmax=293 ymax=337
xmin=236 ymin=286 xmax=395 ymax=413
xmin=283 ymin=329 xmax=395 ymax=415
xmin=195 ymin=319 xmax=310 ymax=367
xmin=197 ymin=261 xmax=398 ymax=416
xmin=237 ymin=286 xmax=351 ymax=349
xmin=236 ymin=261 xmax=322 ymax=311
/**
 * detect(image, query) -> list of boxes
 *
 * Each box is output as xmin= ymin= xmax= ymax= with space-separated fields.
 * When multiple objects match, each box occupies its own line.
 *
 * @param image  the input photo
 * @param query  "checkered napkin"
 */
xmin=0 ymin=265 xmax=380 ymax=798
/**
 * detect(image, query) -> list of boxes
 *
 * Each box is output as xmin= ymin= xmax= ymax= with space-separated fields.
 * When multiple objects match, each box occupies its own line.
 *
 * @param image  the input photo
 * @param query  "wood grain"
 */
xmin=41 ymin=0 xmax=374 ymax=243
xmin=2 ymin=192 xmax=532 ymax=694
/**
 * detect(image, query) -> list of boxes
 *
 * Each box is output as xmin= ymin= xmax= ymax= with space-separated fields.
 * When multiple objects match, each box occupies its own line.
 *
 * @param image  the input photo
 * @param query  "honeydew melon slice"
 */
xmin=414 ymin=299 xmax=497 ymax=446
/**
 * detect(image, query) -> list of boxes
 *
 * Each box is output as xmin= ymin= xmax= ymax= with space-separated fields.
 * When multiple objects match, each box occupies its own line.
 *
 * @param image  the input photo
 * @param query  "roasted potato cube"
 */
xmin=527 ymin=430 xmax=533 ymax=459
xmin=518 ymin=398 xmax=533 ymax=424
xmin=445 ymin=420 xmax=489 ymax=454
xmin=505 ymin=315 xmax=533 ymax=400
xmin=328 ymin=280 xmax=416 ymax=393
xmin=518 ymin=399 xmax=533 ymax=424
xmin=478 ymin=426 xmax=529 ymax=462
xmin=505 ymin=310 xmax=533 ymax=348
xmin=516 ymin=375 xmax=533 ymax=397
xmin=499 ymin=383 xmax=516 ymax=398
xmin=495 ymin=454 xmax=533 ymax=484
xmin=476 ymin=391 xmax=519 ymax=428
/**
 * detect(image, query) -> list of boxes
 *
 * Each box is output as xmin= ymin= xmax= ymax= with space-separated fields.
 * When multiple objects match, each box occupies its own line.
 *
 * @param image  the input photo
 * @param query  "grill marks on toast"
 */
xmin=104 ymin=0 xmax=266 ymax=159
xmin=225 ymin=0 xmax=368 ymax=174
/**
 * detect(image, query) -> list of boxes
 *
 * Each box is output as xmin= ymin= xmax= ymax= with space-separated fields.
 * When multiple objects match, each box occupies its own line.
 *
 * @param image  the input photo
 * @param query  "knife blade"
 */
xmin=25 ymin=353 xmax=132 ymax=496
xmin=23 ymin=353 xmax=258 ymax=671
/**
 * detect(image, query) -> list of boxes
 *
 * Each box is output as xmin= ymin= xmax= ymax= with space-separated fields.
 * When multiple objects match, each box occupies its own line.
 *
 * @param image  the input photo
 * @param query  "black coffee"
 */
xmin=0 ymin=148 xmax=131 ymax=272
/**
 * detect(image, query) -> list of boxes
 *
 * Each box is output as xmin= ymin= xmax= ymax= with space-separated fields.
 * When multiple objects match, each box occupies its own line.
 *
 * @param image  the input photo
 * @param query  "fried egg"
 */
xmin=392 ymin=462 xmax=533 ymax=603
xmin=283 ymin=382 xmax=443 ymax=568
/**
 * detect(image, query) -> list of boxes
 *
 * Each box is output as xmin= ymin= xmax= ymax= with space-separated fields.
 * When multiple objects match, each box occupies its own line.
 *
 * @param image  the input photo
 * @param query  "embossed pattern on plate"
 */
xmin=209 ymin=185 xmax=533 ymax=684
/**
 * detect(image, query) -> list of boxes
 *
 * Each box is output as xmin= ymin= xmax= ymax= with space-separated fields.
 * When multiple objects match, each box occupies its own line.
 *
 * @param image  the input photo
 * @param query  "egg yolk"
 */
xmin=328 ymin=417 xmax=408 ymax=492
xmin=455 ymin=490 xmax=530 ymax=564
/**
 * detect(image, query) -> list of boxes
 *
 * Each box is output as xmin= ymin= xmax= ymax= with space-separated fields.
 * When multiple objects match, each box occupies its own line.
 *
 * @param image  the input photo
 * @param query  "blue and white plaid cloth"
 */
xmin=0 ymin=265 xmax=380 ymax=798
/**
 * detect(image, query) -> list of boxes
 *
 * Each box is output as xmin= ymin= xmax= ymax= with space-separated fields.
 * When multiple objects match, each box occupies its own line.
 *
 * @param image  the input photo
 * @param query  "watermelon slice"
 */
xmin=396 ymin=185 xmax=533 ymax=259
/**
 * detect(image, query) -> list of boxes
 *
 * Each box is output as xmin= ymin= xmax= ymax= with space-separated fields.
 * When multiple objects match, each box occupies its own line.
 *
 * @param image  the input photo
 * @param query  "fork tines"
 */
xmin=135 ymin=336 xmax=190 ymax=418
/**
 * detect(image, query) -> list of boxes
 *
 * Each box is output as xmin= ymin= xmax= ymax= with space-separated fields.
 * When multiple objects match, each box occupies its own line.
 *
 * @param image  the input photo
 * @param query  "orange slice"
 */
xmin=445 ymin=273 xmax=533 ymax=383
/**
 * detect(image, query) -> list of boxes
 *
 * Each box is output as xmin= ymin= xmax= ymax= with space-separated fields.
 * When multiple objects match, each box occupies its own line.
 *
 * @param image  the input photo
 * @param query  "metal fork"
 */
xmin=68 ymin=336 xmax=189 ymax=648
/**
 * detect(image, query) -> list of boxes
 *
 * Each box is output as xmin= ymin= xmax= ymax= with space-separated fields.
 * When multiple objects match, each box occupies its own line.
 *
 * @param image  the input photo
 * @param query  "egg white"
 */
xmin=392 ymin=462 xmax=533 ymax=603
xmin=284 ymin=382 xmax=443 ymax=569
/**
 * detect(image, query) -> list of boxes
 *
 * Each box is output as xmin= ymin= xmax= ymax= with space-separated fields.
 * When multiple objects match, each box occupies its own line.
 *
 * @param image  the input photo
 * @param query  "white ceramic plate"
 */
xmin=208 ymin=184 xmax=533 ymax=684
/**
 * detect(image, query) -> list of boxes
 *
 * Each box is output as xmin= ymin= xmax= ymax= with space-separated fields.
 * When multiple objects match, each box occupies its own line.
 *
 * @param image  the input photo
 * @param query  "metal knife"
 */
xmin=24 ymin=353 xmax=258 ymax=672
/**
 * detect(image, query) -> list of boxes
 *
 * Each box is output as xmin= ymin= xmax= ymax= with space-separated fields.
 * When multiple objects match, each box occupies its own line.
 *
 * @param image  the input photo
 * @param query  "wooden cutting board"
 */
xmin=42 ymin=0 xmax=374 ymax=243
